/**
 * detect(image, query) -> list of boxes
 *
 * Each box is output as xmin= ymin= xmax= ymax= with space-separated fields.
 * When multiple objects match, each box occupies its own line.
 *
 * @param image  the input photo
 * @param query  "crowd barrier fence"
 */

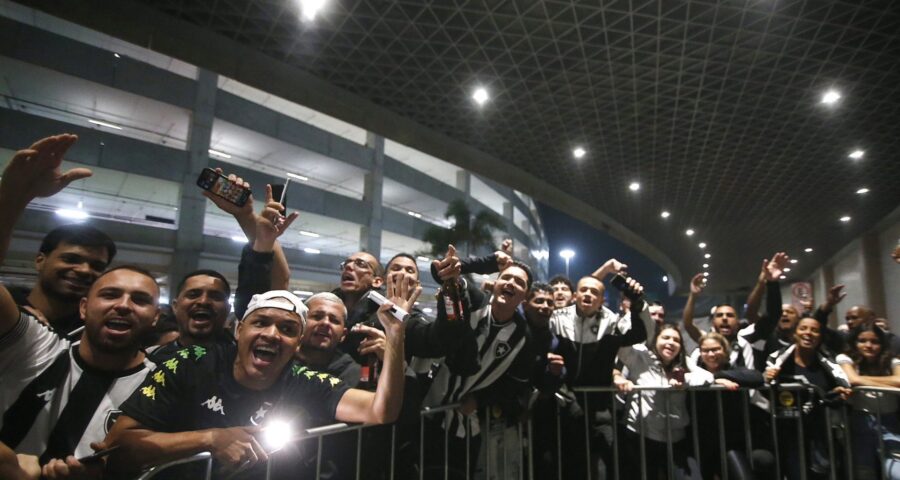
xmin=131 ymin=385 xmax=900 ymax=480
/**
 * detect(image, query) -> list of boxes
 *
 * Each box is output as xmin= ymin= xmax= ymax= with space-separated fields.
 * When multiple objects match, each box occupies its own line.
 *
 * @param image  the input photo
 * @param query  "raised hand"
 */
xmin=355 ymin=324 xmax=387 ymax=361
xmin=592 ymin=258 xmax=627 ymax=280
xmin=826 ymin=284 xmax=847 ymax=307
xmin=500 ymin=238 xmax=513 ymax=255
xmin=254 ymin=184 xmax=299 ymax=251
xmin=432 ymin=245 xmax=461 ymax=281
xmin=1 ymin=134 xmax=90 ymax=203
xmin=201 ymin=168 xmax=254 ymax=218
xmin=385 ymin=271 xmax=422 ymax=313
xmin=208 ymin=426 xmax=267 ymax=471
xmin=547 ymin=353 xmax=565 ymax=377
xmin=764 ymin=252 xmax=789 ymax=281
xmin=689 ymin=273 xmax=706 ymax=295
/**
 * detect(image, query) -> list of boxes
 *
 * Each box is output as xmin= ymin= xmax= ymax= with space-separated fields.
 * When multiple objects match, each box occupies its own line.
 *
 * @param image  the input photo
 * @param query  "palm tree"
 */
xmin=422 ymin=199 xmax=505 ymax=257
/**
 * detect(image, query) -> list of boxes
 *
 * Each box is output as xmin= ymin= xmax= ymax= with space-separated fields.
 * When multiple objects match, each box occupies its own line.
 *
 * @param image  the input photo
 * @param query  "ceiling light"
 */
xmin=698 ymin=242 xmax=707 ymax=249
xmin=231 ymin=235 xmax=248 ymax=243
xmin=286 ymin=172 xmax=308 ymax=181
xmin=685 ymin=229 xmax=695 ymax=236
xmin=662 ymin=275 xmax=668 ymax=282
xmin=573 ymin=147 xmax=586 ymax=159
xmin=292 ymin=290 xmax=314 ymax=296
xmin=208 ymin=149 xmax=232 ymax=159
xmin=628 ymin=182 xmax=640 ymax=192
xmin=55 ymin=208 xmax=89 ymax=220
xmin=113 ymin=53 xmax=120 ymax=58
xmin=416 ymin=256 xmax=430 ymax=262
xmin=704 ymin=253 xmax=711 ymax=259
xmin=703 ymin=272 xmax=709 ymax=277
xmin=821 ymin=89 xmax=841 ymax=105
xmin=88 ymin=119 xmax=122 ymax=130
xmin=856 ymin=187 xmax=870 ymax=195
xmin=303 ymin=247 xmax=321 ymax=254
xmin=299 ymin=0 xmax=327 ymax=21
xmin=299 ymin=230 xmax=320 ymax=238
xmin=660 ymin=211 xmax=670 ymax=219
xmin=804 ymin=248 xmax=813 ymax=253
xmin=407 ymin=211 xmax=422 ymax=218
xmin=790 ymin=259 xmax=798 ymax=264
xmin=780 ymin=275 xmax=787 ymax=280
xmin=849 ymin=150 xmax=864 ymax=160
xmin=472 ymin=87 xmax=489 ymax=106
xmin=702 ymin=263 xmax=709 ymax=269
xmin=840 ymin=215 xmax=851 ymax=223
xmin=559 ymin=249 xmax=575 ymax=260
xmin=784 ymin=267 xmax=792 ymax=272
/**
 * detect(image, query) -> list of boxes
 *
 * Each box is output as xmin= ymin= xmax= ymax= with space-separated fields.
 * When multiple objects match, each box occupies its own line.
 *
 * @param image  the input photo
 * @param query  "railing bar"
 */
xmin=466 ymin=418 xmax=471 ymax=480
xmin=611 ymin=392 xmax=620 ymax=480
xmin=419 ymin=415 xmax=425 ymax=480
xmin=665 ymin=390 xmax=674 ymax=480
xmin=527 ymin=417 xmax=534 ymax=480
xmin=716 ymin=390 xmax=728 ymax=480
xmin=444 ymin=416 xmax=450 ymax=480
xmin=769 ymin=388 xmax=782 ymax=480
xmin=690 ymin=389 xmax=701 ymax=476
xmin=741 ymin=392 xmax=753 ymax=470
xmin=355 ymin=427 xmax=362 ymax=480
xmin=824 ymin=403 xmax=837 ymax=480
xmin=797 ymin=387 xmax=807 ymax=480
xmin=583 ymin=392 xmax=592 ymax=480
xmin=390 ymin=424 xmax=396 ymax=480
xmin=639 ymin=390 xmax=647 ymax=480
xmin=877 ymin=394 xmax=886 ymax=480
xmin=486 ymin=408 xmax=492 ymax=480
xmin=556 ymin=401 xmax=562 ymax=480
xmin=316 ymin=435 xmax=324 ymax=480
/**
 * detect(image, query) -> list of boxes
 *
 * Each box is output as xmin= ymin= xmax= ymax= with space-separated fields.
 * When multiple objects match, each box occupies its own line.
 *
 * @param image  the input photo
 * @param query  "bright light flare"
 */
xmin=685 ymin=229 xmax=695 ymax=236
xmin=559 ymin=249 xmax=575 ymax=260
xmin=472 ymin=87 xmax=489 ymax=106
xmin=573 ymin=147 xmax=586 ymax=159
xmin=628 ymin=182 xmax=640 ymax=192
xmin=821 ymin=90 xmax=841 ymax=105
xmin=849 ymin=150 xmax=865 ymax=160
xmin=299 ymin=0 xmax=327 ymax=21
xmin=263 ymin=420 xmax=294 ymax=451
xmin=660 ymin=211 xmax=670 ymax=219
xmin=55 ymin=208 xmax=89 ymax=220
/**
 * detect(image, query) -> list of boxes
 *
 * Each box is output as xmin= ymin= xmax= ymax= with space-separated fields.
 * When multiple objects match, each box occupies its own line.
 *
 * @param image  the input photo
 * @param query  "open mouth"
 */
xmin=499 ymin=285 xmax=516 ymax=300
xmin=251 ymin=343 xmax=279 ymax=367
xmin=103 ymin=318 xmax=133 ymax=336
xmin=189 ymin=309 xmax=214 ymax=325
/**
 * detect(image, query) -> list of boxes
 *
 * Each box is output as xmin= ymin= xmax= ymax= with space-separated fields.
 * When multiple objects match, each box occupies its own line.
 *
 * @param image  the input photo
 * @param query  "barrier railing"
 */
xmin=130 ymin=384 xmax=900 ymax=480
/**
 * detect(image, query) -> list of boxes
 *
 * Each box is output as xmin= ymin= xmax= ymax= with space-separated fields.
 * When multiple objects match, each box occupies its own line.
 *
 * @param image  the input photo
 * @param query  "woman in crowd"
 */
xmin=615 ymin=325 xmax=702 ymax=479
xmin=836 ymin=323 xmax=900 ymax=479
xmin=765 ymin=317 xmax=851 ymax=480
xmin=693 ymin=332 xmax=765 ymax=479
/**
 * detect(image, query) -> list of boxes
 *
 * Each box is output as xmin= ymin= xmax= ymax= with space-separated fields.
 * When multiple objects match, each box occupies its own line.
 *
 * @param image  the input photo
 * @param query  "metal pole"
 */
xmin=356 ymin=428 xmax=362 ymax=480
xmin=741 ymin=393 xmax=753 ymax=470
xmin=690 ymin=390 xmax=701 ymax=476
xmin=466 ymin=418 xmax=471 ymax=480
xmin=556 ymin=402 xmax=562 ymax=480
xmin=444 ymin=417 xmax=450 ymax=480
xmin=583 ymin=392 xmax=592 ymax=480
xmin=664 ymin=391 xmax=674 ymax=480
xmin=824 ymin=404 xmax=837 ymax=480
xmin=716 ymin=390 xmax=728 ymax=480
xmin=518 ymin=422 xmax=524 ymax=480
xmin=769 ymin=387 xmax=782 ymax=479
xmin=527 ymin=417 xmax=534 ymax=480
xmin=486 ymin=409 xmax=492 ymax=480
xmin=316 ymin=436 xmax=324 ymax=480
xmin=877 ymin=391 xmax=886 ymax=480
xmin=420 ymin=415 xmax=425 ymax=480
xmin=266 ymin=455 xmax=273 ymax=480
xmin=390 ymin=425 xmax=396 ymax=480
xmin=639 ymin=391 xmax=647 ymax=480
xmin=611 ymin=392 xmax=620 ymax=480
xmin=842 ymin=405 xmax=854 ymax=480
xmin=797 ymin=388 xmax=807 ymax=480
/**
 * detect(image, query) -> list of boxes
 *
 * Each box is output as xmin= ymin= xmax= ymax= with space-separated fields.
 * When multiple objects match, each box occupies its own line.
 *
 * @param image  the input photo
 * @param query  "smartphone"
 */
xmin=610 ymin=274 xmax=629 ymax=292
xmin=196 ymin=167 xmax=251 ymax=207
xmin=77 ymin=445 xmax=120 ymax=463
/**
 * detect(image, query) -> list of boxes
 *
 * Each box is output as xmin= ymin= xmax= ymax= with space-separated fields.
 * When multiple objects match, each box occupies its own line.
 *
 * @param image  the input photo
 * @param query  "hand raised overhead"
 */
xmin=1 ymin=134 xmax=90 ymax=202
xmin=432 ymin=245 xmax=461 ymax=281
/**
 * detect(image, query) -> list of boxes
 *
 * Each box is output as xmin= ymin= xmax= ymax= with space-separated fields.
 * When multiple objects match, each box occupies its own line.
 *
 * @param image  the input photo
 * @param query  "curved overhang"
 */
xmin=19 ymin=0 xmax=684 ymax=288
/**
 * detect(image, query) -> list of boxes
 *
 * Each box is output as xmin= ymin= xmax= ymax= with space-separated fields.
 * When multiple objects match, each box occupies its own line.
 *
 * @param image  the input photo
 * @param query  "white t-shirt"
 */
xmin=835 ymin=353 xmax=900 ymax=414
xmin=0 ymin=312 xmax=153 ymax=458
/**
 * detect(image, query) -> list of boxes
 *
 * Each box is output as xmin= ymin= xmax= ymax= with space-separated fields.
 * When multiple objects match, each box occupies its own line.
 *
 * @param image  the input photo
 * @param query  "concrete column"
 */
xmin=169 ymin=68 xmax=217 ymax=289
xmin=359 ymin=132 xmax=384 ymax=259
xmin=861 ymin=232 xmax=888 ymax=317
xmin=456 ymin=171 xmax=470 ymax=196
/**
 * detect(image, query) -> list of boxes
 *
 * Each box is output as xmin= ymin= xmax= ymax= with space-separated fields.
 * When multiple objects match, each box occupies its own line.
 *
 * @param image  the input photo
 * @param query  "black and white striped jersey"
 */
xmin=0 ymin=312 xmax=152 ymax=460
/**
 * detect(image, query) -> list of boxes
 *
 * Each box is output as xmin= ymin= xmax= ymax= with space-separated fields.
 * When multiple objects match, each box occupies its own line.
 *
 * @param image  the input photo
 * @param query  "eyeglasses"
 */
xmin=339 ymin=258 xmax=373 ymax=271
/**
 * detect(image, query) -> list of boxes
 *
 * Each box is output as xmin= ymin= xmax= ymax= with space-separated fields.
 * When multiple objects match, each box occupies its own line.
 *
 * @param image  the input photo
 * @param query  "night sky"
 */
xmin=536 ymin=202 xmax=671 ymax=306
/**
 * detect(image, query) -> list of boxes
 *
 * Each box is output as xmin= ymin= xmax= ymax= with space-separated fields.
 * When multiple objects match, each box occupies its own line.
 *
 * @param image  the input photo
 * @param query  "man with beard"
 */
xmin=147 ymin=270 xmax=233 ymax=363
xmin=648 ymin=301 xmax=667 ymax=327
xmin=0 ymin=133 xmax=159 ymax=478
xmin=683 ymin=252 xmax=787 ymax=371
xmin=334 ymin=251 xmax=385 ymax=362
xmin=299 ymin=292 xmax=359 ymax=386
xmin=548 ymin=275 xmax=574 ymax=309
xmin=549 ymin=260 xmax=649 ymax=480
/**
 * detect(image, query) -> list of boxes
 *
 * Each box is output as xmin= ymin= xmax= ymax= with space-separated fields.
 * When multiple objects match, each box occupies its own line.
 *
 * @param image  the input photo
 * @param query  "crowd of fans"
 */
xmin=0 ymin=133 xmax=899 ymax=480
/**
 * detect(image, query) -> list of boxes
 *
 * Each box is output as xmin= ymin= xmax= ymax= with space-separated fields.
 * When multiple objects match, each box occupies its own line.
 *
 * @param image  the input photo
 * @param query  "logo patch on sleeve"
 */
xmin=152 ymin=370 xmax=166 ymax=386
xmin=141 ymin=385 xmax=157 ymax=400
xmin=163 ymin=358 xmax=179 ymax=374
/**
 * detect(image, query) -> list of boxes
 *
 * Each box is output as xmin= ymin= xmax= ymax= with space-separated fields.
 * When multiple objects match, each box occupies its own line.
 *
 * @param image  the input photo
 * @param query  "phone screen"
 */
xmin=196 ymin=168 xmax=250 ymax=207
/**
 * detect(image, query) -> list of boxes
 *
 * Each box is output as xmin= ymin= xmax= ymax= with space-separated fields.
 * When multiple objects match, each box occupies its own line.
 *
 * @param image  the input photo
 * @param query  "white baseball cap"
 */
xmin=242 ymin=290 xmax=309 ymax=331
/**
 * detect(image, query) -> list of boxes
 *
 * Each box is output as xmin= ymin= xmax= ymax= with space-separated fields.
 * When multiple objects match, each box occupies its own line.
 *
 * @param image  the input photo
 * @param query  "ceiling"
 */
xmin=50 ymin=0 xmax=900 ymax=291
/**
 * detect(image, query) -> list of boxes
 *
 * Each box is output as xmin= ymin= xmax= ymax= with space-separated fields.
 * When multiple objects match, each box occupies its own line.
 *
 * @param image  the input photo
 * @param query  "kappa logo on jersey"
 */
xmin=104 ymin=410 xmax=122 ymax=433
xmin=202 ymin=396 xmax=226 ymax=415
xmin=495 ymin=341 xmax=511 ymax=358
xmin=36 ymin=388 xmax=55 ymax=403
xmin=250 ymin=402 xmax=273 ymax=425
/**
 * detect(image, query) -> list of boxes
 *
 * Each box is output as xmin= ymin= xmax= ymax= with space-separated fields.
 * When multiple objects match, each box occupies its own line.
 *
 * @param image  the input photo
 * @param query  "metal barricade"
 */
xmin=126 ymin=384 xmax=900 ymax=480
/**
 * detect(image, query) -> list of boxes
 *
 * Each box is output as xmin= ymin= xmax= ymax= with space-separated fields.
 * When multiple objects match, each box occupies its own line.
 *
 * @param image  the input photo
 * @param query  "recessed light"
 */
xmin=790 ymin=259 xmax=798 ymax=264
xmin=704 ymin=253 xmax=711 ymax=259
xmin=299 ymin=230 xmax=320 ymax=238
xmin=472 ymin=87 xmax=489 ymax=106
xmin=821 ymin=89 xmax=841 ymax=105
xmin=856 ymin=187 xmax=870 ymax=195
xmin=698 ymin=242 xmax=707 ymax=249
xmin=660 ymin=211 xmax=670 ymax=219
xmin=208 ymin=149 xmax=232 ymax=159
xmin=287 ymin=172 xmax=308 ymax=181
xmin=407 ymin=211 xmax=422 ymax=218
xmin=849 ymin=150 xmax=864 ymax=160
xmin=292 ymin=290 xmax=314 ymax=296
xmin=685 ymin=229 xmax=695 ymax=236
xmin=780 ymin=275 xmax=787 ymax=280
xmin=416 ymin=256 xmax=430 ymax=262
xmin=702 ymin=263 xmax=709 ymax=269
xmin=703 ymin=272 xmax=709 ymax=277
xmin=300 ymin=0 xmax=327 ymax=21
xmin=804 ymin=248 xmax=813 ymax=253
xmin=88 ymin=119 xmax=123 ymax=130
xmin=55 ymin=208 xmax=89 ymax=220
xmin=784 ymin=267 xmax=792 ymax=272
xmin=113 ymin=53 xmax=120 ymax=58
xmin=628 ymin=182 xmax=640 ymax=192
xmin=662 ymin=275 xmax=668 ymax=282
xmin=303 ymin=247 xmax=321 ymax=254
xmin=840 ymin=215 xmax=851 ymax=223
xmin=573 ymin=147 xmax=586 ymax=159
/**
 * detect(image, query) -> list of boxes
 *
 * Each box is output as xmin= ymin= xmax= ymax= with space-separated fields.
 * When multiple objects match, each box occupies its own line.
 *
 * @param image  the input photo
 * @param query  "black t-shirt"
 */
xmin=121 ymin=343 xmax=351 ymax=434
